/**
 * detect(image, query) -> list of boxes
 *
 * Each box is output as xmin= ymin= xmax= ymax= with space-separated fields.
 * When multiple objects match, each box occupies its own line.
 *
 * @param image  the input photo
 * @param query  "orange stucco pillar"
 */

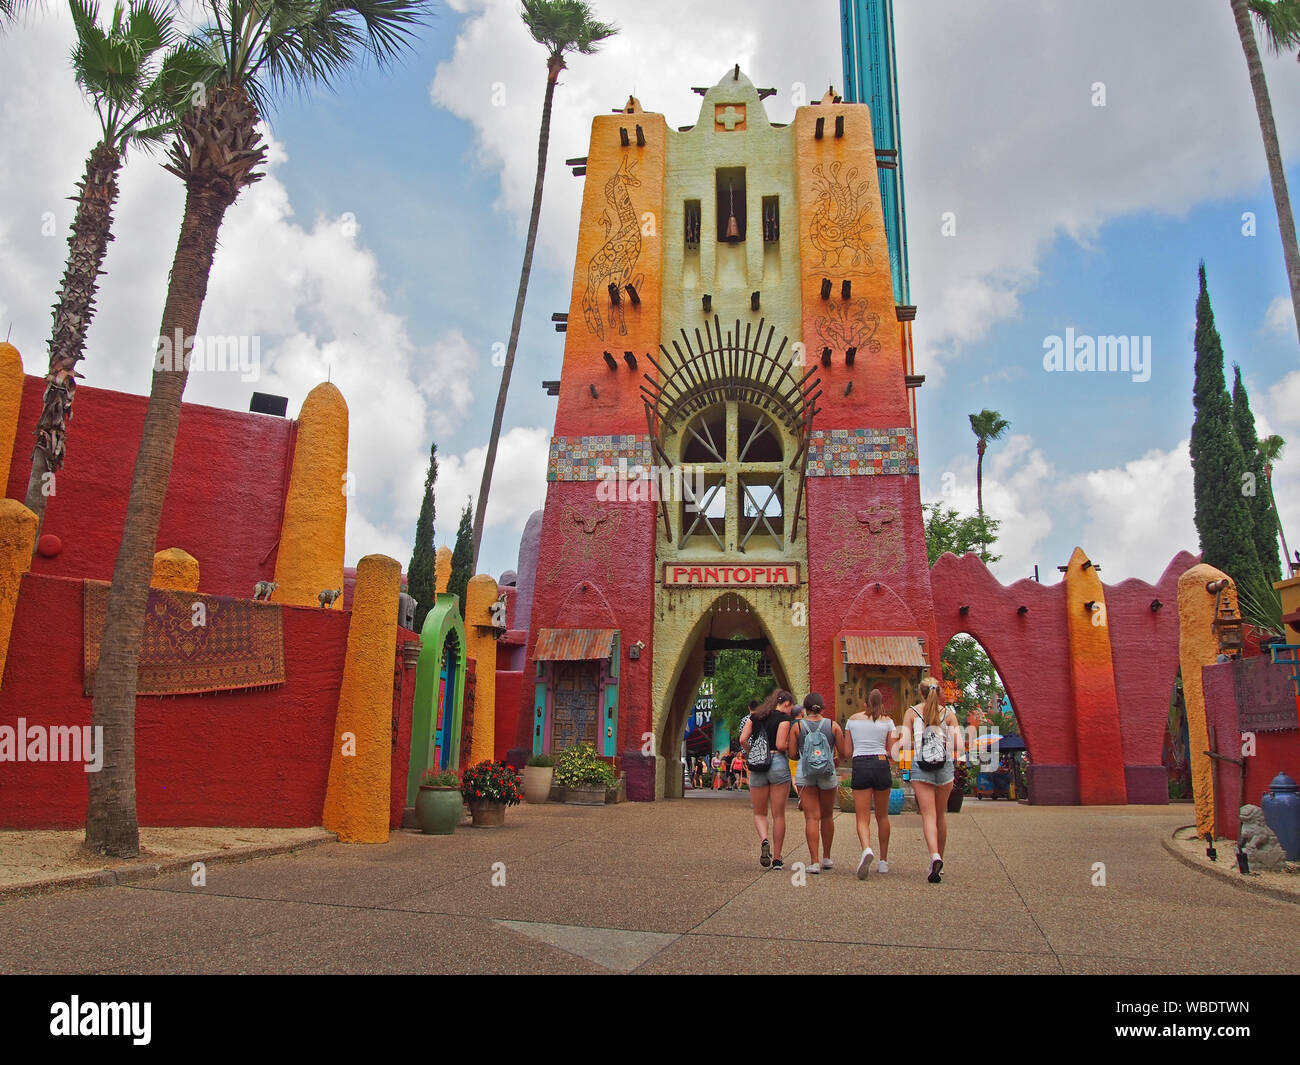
xmin=151 ymin=548 xmax=199 ymax=591
xmin=0 ymin=342 xmax=23 ymax=490
xmin=465 ymin=574 xmax=498 ymax=765
xmin=273 ymin=382 xmax=348 ymax=607
xmin=435 ymin=545 xmax=452 ymax=595
xmin=1064 ymin=547 xmax=1127 ymax=804
xmin=322 ymin=553 xmax=401 ymax=843
xmin=1178 ymin=563 xmax=1234 ymax=839
xmin=0 ymin=499 xmax=37 ymax=688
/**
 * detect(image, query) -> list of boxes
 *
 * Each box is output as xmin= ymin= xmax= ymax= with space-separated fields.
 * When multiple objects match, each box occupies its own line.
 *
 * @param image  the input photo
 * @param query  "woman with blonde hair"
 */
xmin=903 ymin=677 xmax=963 ymax=883
xmin=842 ymin=688 xmax=898 ymax=879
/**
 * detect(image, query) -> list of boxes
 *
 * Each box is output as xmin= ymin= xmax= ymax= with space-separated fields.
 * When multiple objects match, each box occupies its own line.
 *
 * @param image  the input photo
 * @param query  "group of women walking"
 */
xmin=737 ymin=678 xmax=963 ymax=883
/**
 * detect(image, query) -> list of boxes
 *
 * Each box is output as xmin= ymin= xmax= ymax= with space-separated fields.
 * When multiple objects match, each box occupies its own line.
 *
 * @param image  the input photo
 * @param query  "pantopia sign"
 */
xmin=663 ymin=563 xmax=800 ymax=588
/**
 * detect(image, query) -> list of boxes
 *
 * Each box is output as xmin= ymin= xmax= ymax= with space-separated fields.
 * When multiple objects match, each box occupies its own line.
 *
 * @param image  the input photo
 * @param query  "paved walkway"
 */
xmin=0 ymin=800 xmax=1293 ymax=974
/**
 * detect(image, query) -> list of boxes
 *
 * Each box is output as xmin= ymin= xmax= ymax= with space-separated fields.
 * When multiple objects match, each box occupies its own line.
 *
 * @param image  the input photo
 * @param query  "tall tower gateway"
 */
xmin=513 ymin=61 xmax=936 ymax=800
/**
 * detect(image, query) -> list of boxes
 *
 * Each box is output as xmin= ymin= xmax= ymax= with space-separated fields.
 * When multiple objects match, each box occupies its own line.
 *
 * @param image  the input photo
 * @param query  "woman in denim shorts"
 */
xmin=740 ymin=691 xmax=794 ymax=870
xmin=790 ymin=693 xmax=843 ymax=874
xmin=903 ymin=677 xmax=963 ymax=883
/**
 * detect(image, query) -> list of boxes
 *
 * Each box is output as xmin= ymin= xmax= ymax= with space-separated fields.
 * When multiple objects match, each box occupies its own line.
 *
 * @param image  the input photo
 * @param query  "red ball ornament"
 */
xmin=36 ymin=533 xmax=62 ymax=558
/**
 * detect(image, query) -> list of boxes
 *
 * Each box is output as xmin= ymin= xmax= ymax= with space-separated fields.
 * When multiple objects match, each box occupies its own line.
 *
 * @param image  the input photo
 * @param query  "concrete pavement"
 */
xmin=0 ymin=798 xmax=1293 ymax=974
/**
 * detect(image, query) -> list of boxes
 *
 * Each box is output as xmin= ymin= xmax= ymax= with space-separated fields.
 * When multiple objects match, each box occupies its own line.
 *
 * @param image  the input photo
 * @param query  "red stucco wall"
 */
xmin=0 ymin=573 xmax=413 ymax=829
xmin=495 ymin=669 xmax=523 ymax=763
xmin=1106 ymin=551 xmax=1198 ymax=803
xmin=1203 ymin=658 xmax=1300 ymax=840
xmin=514 ymin=487 xmax=656 ymax=795
xmin=6 ymin=375 xmax=293 ymax=597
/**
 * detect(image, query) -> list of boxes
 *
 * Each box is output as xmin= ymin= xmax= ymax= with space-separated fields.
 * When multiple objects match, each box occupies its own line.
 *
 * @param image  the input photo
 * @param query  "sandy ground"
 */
xmin=1169 ymin=824 xmax=1300 ymax=900
xmin=0 ymin=827 xmax=333 ymax=892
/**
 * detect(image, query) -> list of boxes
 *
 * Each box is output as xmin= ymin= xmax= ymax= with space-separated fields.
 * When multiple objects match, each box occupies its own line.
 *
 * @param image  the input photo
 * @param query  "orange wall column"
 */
xmin=0 ymin=500 xmax=38 ymax=687
xmin=1178 ymin=562 xmax=1234 ymax=838
xmin=465 ymin=574 xmax=498 ymax=765
xmin=273 ymin=382 xmax=348 ymax=607
xmin=0 ymin=343 xmax=23 ymax=491
xmin=1064 ymin=547 xmax=1127 ymax=804
xmin=322 ymin=553 xmax=401 ymax=843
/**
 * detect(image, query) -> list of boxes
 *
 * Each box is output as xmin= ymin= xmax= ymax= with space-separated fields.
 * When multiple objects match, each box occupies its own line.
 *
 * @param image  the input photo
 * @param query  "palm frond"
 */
xmin=1237 ymin=577 xmax=1285 ymax=637
xmin=522 ymin=0 xmax=616 ymax=58
xmin=1249 ymin=0 xmax=1300 ymax=55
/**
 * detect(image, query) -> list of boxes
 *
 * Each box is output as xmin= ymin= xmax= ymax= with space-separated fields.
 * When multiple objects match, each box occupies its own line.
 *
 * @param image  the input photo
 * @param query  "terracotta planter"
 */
xmin=523 ymin=765 xmax=554 ymax=804
xmin=415 ymin=786 xmax=462 ymax=835
xmin=469 ymin=800 xmax=506 ymax=827
xmin=566 ymin=785 xmax=607 ymax=806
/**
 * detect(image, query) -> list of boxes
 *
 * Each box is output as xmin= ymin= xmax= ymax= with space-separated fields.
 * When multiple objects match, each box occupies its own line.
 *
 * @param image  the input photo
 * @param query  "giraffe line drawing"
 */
xmin=582 ymin=156 xmax=644 ymax=340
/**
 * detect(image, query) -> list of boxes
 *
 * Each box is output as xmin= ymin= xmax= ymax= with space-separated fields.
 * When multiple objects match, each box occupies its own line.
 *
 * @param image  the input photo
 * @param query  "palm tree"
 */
xmin=471 ymin=0 xmax=616 ymax=565
xmin=968 ymin=408 xmax=1010 ymax=558
xmin=0 ymin=0 xmax=35 ymax=26
xmin=1231 ymin=0 xmax=1300 ymax=351
xmin=24 ymin=0 xmax=203 ymax=538
xmin=85 ymin=0 xmax=429 ymax=858
xmin=1260 ymin=433 xmax=1294 ymax=574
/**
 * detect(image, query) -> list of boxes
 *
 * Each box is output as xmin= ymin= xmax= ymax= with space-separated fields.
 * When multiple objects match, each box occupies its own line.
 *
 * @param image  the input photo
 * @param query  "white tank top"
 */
xmin=846 ymin=716 xmax=894 ymax=756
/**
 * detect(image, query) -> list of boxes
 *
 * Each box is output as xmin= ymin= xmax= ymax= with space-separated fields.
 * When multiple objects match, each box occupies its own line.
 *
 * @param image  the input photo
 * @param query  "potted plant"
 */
xmin=523 ymin=753 xmax=555 ymax=804
xmin=888 ymin=772 xmax=905 ymax=816
xmin=555 ymin=743 xmax=617 ymax=805
xmin=460 ymin=760 xmax=523 ymax=827
xmin=415 ymin=769 xmax=462 ymax=835
xmin=836 ymin=769 xmax=855 ymax=812
xmin=948 ymin=761 xmax=968 ymax=813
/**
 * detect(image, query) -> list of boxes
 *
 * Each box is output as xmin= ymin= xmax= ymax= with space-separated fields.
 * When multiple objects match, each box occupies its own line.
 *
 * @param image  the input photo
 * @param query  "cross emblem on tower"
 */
xmin=715 ymin=104 xmax=745 ymax=131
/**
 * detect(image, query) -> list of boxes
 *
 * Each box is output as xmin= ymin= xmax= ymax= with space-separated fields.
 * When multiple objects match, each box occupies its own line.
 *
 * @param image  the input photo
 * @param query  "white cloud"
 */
xmin=434 ymin=425 xmax=551 ymax=547
xmin=1262 ymin=294 xmax=1297 ymax=338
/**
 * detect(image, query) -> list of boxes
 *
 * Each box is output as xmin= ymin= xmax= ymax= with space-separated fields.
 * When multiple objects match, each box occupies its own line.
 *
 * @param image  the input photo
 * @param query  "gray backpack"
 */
xmin=800 ymin=719 xmax=834 ymax=777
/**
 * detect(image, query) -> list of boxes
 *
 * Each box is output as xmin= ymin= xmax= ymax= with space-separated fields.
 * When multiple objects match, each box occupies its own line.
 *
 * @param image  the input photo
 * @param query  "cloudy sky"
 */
xmin=2 ymin=0 xmax=1298 ymax=588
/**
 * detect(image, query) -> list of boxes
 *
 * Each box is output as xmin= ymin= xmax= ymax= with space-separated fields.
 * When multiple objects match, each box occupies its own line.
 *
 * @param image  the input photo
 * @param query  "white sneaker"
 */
xmin=857 ymin=849 xmax=875 ymax=880
xmin=822 ymin=858 xmax=834 ymax=871
xmin=877 ymin=860 xmax=890 ymax=874
xmin=807 ymin=862 xmax=821 ymax=874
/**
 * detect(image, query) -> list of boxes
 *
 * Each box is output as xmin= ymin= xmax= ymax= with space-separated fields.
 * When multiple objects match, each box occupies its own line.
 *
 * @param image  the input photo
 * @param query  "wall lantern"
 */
xmin=629 ymin=640 xmax=644 ymax=661
xmin=1017 ymin=605 xmax=1029 ymax=615
xmin=1150 ymin=599 xmax=1163 ymax=612
xmin=959 ymin=605 xmax=970 ymax=615
xmin=1084 ymin=600 xmax=1100 ymax=612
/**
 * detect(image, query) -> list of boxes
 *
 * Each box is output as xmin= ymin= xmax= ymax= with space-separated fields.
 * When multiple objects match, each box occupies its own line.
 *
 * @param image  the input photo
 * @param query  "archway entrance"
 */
xmin=654 ymin=591 xmax=801 ymax=799
xmin=938 ymin=633 xmax=1026 ymax=801
xmin=407 ymin=593 xmax=468 ymax=807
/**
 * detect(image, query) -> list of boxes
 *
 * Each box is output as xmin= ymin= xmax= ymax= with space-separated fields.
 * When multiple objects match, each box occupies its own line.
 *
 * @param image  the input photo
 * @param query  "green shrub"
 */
xmin=554 ymin=743 xmax=617 ymax=789
xmin=527 ymin=753 xmax=555 ymax=768
xmin=420 ymin=769 xmax=460 ymax=788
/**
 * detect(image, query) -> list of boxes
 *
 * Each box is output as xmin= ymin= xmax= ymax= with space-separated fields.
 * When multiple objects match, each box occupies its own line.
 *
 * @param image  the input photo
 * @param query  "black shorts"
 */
xmin=851 ymin=755 xmax=890 ymax=791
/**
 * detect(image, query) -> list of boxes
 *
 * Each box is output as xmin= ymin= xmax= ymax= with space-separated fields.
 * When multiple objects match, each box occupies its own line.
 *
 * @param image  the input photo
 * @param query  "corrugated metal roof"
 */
xmin=842 ymin=634 xmax=926 ymax=668
xmin=533 ymin=627 xmax=616 ymax=661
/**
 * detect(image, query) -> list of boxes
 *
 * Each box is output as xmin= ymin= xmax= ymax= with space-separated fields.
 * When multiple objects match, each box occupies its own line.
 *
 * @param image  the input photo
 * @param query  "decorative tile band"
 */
xmin=548 ymin=434 xmax=654 ymax=481
xmin=806 ymin=427 xmax=918 ymax=476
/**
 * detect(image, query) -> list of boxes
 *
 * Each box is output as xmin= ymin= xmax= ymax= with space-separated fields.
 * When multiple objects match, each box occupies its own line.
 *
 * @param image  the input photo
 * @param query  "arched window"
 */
xmin=676 ymin=402 xmax=788 ymax=551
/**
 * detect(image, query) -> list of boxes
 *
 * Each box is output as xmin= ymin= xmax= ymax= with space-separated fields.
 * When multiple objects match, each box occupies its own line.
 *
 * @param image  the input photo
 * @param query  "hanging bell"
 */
xmin=725 ymin=210 xmax=740 ymax=241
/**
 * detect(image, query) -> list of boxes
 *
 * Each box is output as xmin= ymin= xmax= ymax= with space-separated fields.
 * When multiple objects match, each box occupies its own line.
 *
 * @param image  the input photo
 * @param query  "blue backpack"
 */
xmin=800 ymin=719 xmax=834 ymax=777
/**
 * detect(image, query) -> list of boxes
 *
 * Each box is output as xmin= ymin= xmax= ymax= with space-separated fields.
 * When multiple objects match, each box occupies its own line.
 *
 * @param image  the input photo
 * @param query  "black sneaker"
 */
xmin=928 ymin=857 xmax=944 ymax=884
xmin=760 ymin=839 xmax=772 ymax=868
xmin=771 ymin=858 xmax=784 ymax=871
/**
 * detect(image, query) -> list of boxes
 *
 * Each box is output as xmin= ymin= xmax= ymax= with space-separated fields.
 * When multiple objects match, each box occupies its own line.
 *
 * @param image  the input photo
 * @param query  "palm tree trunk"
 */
xmin=975 ymin=440 xmax=986 ymax=560
xmin=25 ymin=140 xmax=122 ymax=537
xmin=472 ymin=59 xmax=561 ymax=566
xmin=1231 ymin=0 xmax=1300 ymax=352
xmin=1267 ymin=469 xmax=1294 ymax=575
xmin=84 ymin=181 xmax=235 ymax=857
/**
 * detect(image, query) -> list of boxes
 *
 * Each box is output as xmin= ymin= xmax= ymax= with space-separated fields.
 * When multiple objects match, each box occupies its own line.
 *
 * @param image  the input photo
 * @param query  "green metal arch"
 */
xmin=406 ymin=593 xmax=468 ymax=807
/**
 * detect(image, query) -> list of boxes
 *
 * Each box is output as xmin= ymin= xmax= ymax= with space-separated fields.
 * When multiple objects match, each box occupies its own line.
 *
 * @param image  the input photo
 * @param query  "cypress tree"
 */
xmin=448 ymin=500 xmax=475 ymax=618
xmin=407 ymin=440 xmax=438 ymax=632
xmin=1231 ymin=365 xmax=1282 ymax=584
xmin=1189 ymin=263 xmax=1269 ymax=605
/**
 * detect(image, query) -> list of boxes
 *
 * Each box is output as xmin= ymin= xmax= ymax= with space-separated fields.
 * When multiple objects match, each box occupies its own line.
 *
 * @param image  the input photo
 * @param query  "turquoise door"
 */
xmin=438 ymin=633 xmax=459 ymax=770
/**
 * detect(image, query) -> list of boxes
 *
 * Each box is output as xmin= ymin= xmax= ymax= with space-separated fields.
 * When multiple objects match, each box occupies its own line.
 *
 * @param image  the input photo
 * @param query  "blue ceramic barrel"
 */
xmin=888 ymin=787 xmax=904 ymax=815
xmin=1261 ymin=772 xmax=1300 ymax=861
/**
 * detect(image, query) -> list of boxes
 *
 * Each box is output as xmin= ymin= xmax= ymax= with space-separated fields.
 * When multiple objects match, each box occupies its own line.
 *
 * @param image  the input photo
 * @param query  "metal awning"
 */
xmin=533 ymin=627 xmax=617 ymax=661
xmin=841 ymin=633 xmax=927 ymax=668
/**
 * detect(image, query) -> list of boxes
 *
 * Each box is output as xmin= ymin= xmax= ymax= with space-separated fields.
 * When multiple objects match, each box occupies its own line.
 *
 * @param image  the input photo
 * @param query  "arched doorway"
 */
xmin=407 ymin=593 xmax=468 ymax=807
xmin=654 ymin=591 xmax=804 ymax=798
xmin=938 ymin=632 xmax=1026 ymax=800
